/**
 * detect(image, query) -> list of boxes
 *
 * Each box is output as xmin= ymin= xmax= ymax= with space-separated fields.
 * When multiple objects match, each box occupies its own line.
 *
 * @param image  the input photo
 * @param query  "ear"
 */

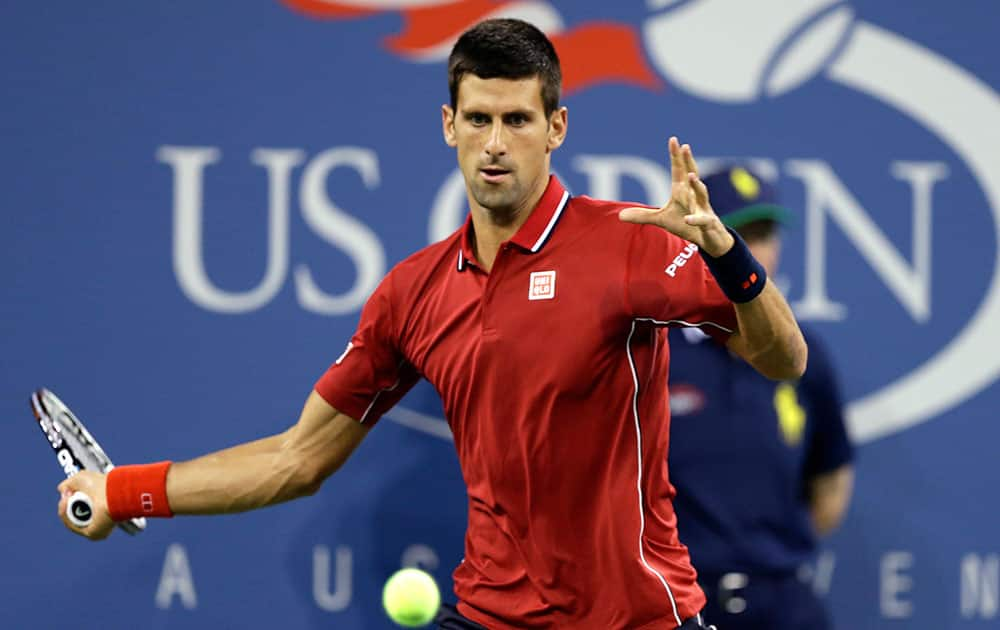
xmin=547 ymin=106 xmax=568 ymax=152
xmin=442 ymin=105 xmax=457 ymax=148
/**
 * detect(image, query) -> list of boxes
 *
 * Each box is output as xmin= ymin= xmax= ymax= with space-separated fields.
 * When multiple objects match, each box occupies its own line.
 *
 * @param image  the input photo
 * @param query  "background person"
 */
xmin=668 ymin=165 xmax=855 ymax=630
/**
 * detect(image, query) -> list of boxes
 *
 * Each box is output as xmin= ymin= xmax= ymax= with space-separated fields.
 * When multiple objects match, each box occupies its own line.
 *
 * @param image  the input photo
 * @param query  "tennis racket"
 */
xmin=30 ymin=388 xmax=146 ymax=535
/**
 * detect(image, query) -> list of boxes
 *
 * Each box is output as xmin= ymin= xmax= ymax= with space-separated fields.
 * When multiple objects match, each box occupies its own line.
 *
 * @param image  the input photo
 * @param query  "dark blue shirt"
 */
xmin=667 ymin=326 xmax=853 ymax=576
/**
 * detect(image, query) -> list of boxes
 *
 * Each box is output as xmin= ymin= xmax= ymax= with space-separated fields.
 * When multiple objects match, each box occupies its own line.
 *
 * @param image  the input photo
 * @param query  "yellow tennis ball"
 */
xmin=382 ymin=568 xmax=441 ymax=628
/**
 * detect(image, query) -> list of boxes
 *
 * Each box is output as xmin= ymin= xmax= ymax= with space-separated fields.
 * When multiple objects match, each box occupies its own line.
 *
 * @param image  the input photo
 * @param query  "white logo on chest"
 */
xmin=528 ymin=270 xmax=557 ymax=300
xmin=665 ymin=243 xmax=699 ymax=278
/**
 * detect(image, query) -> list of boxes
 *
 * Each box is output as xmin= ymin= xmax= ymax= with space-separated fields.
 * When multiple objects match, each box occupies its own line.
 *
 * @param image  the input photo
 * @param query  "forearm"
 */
xmin=730 ymin=280 xmax=807 ymax=380
xmin=200 ymin=431 xmax=288 ymax=459
xmin=164 ymin=392 xmax=367 ymax=515
xmin=166 ymin=436 xmax=310 ymax=515
xmin=809 ymin=465 xmax=855 ymax=535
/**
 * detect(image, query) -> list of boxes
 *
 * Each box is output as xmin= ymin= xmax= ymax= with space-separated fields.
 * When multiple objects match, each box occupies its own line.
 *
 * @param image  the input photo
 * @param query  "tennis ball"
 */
xmin=382 ymin=568 xmax=441 ymax=628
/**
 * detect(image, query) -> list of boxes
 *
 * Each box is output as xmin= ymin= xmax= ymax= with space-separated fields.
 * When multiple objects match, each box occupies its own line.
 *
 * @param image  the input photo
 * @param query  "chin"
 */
xmin=473 ymin=187 xmax=520 ymax=218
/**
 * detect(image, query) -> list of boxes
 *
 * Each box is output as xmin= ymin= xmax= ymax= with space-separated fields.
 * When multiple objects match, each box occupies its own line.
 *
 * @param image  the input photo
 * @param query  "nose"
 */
xmin=484 ymin=121 xmax=507 ymax=157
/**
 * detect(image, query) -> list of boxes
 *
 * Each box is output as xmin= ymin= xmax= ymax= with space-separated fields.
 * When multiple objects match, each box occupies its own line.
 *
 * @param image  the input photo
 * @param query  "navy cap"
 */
xmin=702 ymin=166 xmax=791 ymax=229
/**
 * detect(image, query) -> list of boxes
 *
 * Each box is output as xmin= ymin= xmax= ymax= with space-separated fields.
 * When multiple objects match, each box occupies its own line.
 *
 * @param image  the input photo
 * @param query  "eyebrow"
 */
xmin=461 ymin=108 xmax=536 ymax=119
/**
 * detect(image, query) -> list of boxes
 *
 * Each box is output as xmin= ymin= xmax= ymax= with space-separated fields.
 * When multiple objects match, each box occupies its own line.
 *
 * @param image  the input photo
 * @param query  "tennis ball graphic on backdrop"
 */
xmin=643 ymin=0 xmax=856 ymax=102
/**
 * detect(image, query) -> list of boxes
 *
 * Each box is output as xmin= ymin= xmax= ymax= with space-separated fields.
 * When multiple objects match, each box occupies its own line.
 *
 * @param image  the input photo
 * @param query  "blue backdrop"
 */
xmin=2 ymin=1 xmax=998 ymax=628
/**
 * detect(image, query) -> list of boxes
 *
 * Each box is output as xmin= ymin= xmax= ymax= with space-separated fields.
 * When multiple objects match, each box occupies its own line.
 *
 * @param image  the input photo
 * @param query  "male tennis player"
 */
xmin=668 ymin=166 xmax=854 ymax=629
xmin=58 ymin=19 xmax=806 ymax=629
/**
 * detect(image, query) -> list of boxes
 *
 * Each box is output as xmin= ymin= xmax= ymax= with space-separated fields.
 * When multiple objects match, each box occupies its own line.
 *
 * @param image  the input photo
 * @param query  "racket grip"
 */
xmin=66 ymin=491 xmax=94 ymax=528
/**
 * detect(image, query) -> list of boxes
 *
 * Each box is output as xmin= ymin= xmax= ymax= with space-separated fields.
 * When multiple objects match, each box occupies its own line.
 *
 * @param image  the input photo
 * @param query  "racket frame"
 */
xmin=31 ymin=388 xmax=146 ymax=535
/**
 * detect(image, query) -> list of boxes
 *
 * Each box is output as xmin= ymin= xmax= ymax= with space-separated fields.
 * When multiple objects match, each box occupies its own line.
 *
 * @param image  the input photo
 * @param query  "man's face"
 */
xmin=739 ymin=221 xmax=782 ymax=275
xmin=442 ymin=75 xmax=567 ymax=223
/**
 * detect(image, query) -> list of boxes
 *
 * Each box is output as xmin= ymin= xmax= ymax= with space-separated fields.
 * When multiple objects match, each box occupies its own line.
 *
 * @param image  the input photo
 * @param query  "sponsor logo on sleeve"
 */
xmin=665 ymin=243 xmax=699 ymax=278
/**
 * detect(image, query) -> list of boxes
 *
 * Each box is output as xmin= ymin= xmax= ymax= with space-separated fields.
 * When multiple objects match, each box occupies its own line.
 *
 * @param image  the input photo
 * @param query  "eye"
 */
xmin=469 ymin=113 xmax=489 ymax=126
xmin=506 ymin=113 xmax=528 ymax=127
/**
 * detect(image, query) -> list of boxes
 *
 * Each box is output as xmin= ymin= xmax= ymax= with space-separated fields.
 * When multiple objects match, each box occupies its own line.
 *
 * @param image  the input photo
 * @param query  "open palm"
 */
xmin=619 ymin=136 xmax=734 ymax=257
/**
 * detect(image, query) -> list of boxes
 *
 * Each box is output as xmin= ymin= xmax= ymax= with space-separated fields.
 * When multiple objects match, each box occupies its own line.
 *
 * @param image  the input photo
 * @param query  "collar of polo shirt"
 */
xmin=457 ymin=175 xmax=571 ymax=271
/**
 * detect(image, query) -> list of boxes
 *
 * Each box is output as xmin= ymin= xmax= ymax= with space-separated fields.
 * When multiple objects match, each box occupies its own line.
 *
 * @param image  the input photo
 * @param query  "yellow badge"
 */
xmin=774 ymin=383 xmax=806 ymax=446
xmin=730 ymin=167 xmax=760 ymax=201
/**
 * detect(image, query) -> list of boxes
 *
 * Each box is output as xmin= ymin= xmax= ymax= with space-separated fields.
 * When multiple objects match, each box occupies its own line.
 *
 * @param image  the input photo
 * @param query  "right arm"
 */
xmin=798 ymin=331 xmax=855 ymax=536
xmin=61 ymin=268 xmax=412 ymax=539
xmin=808 ymin=463 xmax=855 ymax=535
xmin=58 ymin=391 xmax=368 ymax=538
xmin=168 ymin=391 xmax=367 ymax=513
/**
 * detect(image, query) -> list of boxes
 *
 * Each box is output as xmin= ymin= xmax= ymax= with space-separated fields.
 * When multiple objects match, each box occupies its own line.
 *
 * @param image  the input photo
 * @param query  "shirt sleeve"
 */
xmin=314 ymin=272 xmax=420 ymax=426
xmin=625 ymin=223 xmax=738 ymax=341
xmin=800 ymin=330 xmax=855 ymax=477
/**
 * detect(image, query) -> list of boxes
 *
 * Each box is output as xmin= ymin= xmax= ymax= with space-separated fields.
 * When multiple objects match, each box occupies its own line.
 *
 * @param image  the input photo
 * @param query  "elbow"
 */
xmin=755 ymin=337 xmax=808 ymax=381
xmin=737 ymin=323 xmax=808 ymax=381
xmin=274 ymin=430 xmax=334 ymax=500
xmin=786 ymin=337 xmax=808 ymax=380
xmin=776 ymin=331 xmax=809 ymax=380
xmin=291 ymin=461 xmax=329 ymax=498
xmin=271 ymin=451 xmax=330 ymax=502
xmin=284 ymin=447 xmax=350 ymax=499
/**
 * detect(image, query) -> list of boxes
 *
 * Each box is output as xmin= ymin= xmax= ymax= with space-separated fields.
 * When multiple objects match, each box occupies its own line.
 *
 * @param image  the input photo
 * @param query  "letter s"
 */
xmin=295 ymin=147 xmax=386 ymax=315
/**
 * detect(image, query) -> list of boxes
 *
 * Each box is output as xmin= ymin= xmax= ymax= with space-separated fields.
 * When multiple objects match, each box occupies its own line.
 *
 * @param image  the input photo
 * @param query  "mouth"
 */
xmin=479 ymin=166 xmax=511 ymax=184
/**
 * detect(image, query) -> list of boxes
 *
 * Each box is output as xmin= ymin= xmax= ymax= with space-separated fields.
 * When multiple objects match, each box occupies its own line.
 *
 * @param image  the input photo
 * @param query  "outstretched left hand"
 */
xmin=619 ymin=136 xmax=735 ymax=257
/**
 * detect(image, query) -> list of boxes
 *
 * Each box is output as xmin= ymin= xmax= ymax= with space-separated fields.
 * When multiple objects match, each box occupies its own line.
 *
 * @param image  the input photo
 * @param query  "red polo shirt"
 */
xmin=315 ymin=176 xmax=737 ymax=629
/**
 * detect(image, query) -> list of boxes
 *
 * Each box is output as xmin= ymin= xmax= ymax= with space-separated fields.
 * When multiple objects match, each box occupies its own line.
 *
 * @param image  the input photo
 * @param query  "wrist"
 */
xmin=700 ymin=227 xmax=767 ymax=303
xmin=701 ymin=226 xmax=736 ymax=258
xmin=106 ymin=461 xmax=174 ymax=520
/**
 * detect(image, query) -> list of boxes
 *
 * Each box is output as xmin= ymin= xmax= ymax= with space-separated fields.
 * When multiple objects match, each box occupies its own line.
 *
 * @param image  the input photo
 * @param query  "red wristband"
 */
xmin=106 ymin=461 xmax=174 ymax=520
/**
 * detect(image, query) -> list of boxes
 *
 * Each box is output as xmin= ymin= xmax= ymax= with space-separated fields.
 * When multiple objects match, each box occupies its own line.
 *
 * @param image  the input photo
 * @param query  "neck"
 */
xmin=469 ymin=174 xmax=550 ymax=272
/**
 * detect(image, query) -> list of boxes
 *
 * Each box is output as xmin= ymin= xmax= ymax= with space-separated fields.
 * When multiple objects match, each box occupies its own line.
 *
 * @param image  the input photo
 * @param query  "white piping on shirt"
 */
xmin=530 ymin=191 xmax=570 ymax=252
xmin=626 ymin=319 xmax=683 ymax=626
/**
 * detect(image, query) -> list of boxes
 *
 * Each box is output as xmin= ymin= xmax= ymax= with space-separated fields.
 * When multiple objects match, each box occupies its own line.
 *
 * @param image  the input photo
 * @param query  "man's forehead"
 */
xmin=456 ymin=75 xmax=545 ymax=112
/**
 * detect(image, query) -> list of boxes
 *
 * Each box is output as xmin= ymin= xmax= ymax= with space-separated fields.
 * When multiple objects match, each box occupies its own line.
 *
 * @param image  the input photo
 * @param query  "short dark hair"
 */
xmin=736 ymin=219 xmax=779 ymax=243
xmin=448 ymin=18 xmax=562 ymax=117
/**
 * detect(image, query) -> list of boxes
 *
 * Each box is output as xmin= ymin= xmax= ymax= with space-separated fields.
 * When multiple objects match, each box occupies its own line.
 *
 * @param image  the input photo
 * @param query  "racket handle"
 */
xmin=66 ymin=491 xmax=94 ymax=528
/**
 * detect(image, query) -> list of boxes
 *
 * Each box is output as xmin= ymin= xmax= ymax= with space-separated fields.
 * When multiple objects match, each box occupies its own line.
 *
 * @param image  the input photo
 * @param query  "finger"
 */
xmin=57 ymin=494 xmax=78 ymax=532
xmin=91 ymin=525 xmax=112 ymax=541
xmin=669 ymin=136 xmax=685 ymax=184
xmin=684 ymin=213 xmax=715 ymax=227
xmin=683 ymin=180 xmax=698 ymax=214
xmin=619 ymin=206 xmax=661 ymax=225
xmin=682 ymin=143 xmax=700 ymax=178
xmin=689 ymin=172 xmax=710 ymax=208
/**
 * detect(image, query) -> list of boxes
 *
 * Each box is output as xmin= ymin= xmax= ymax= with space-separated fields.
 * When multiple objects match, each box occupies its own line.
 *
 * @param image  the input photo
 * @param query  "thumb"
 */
xmin=618 ymin=206 xmax=660 ymax=225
